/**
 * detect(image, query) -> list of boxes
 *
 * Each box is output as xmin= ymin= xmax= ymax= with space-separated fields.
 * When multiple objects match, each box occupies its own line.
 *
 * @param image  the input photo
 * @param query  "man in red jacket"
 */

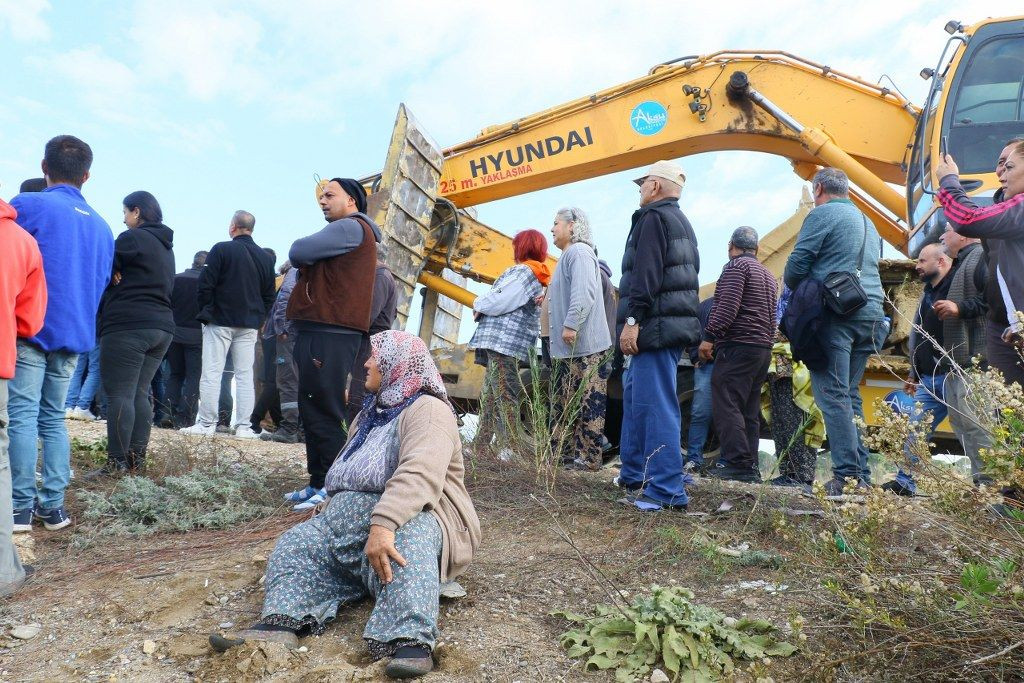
xmin=0 ymin=197 xmax=47 ymax=596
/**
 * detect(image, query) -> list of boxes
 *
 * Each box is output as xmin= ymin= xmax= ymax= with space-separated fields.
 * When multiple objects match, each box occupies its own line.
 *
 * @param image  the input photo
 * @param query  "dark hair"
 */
xmin=122 ymin=190 xmax=163 ymax=224
xmin=19 ymin=178 xmax=47 ymax=193
xmin=43 ymin=135 xmax=93 ymax=186
xmin=512 ymin=229 xmax=548 ymax=263
xmin=192 ymin=250 xmax=209 ymax=268
xmin=232 ymin=210 xmax=255 ymax=232
xmin=263 ymin=247 xmax=276 ymax=261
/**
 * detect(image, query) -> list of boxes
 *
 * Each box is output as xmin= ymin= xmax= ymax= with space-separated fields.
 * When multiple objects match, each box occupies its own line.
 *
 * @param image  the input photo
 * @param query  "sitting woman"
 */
xmin=211 ymin=330 xmax=481 ymax=678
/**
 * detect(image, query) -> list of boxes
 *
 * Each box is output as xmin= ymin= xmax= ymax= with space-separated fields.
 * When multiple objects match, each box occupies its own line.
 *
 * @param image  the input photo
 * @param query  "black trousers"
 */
xmin=100 ymin=329 xmax=173 ymax=465
xmin=251 ymin=335 xmax=282 ymax=430
xmin=711 ymin=344 xmax=772 ymax=469
xmin=295 ymin=330 xmax=363 ymax=489
xmin=166 ymin=342 xmax=202 ymax=427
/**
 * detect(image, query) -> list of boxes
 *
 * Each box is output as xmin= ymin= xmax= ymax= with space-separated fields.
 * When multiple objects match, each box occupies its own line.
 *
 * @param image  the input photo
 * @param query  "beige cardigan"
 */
xmin=366 ymin=395 xmax=481 ymax=581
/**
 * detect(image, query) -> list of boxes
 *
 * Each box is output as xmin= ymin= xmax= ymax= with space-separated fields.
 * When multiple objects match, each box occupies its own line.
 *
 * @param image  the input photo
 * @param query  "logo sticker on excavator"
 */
xmin=630 ymin=101 xmax=668 ymax=136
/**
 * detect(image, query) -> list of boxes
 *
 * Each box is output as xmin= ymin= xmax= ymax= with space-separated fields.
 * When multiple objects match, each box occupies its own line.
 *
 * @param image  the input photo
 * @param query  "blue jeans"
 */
xmin=64 ymin=346 xmax=101 ymax=410
xmin=685 ymin=362 xmax=713 ymax=465
xmin=894 ymin=373 xmax=948 ymax=491
xmin=809 ymin=318 xmax=884 ymax=484
xmin=8 ymin=341 xmax=77 ymax=511
xmin=619 ymin=347 xmax=687 ymax=506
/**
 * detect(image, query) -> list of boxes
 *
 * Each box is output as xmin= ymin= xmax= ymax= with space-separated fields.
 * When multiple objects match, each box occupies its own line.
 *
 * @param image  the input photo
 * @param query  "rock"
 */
xmin=219 ymin=622 xmax=234 ymax=629
xmin=10 ymin=624 xmax=41 ymax=640
xmin=142 ymin=640 xmax=157 ymax=655
xmin=251 ymin=553 xmax=267 ymax=564
xmin=650 ymin=669 xmax=670 ymax=683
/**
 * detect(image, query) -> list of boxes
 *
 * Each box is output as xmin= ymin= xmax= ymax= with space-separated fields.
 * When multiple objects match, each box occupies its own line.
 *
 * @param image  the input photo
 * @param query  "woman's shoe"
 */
xmin=385 ymin=644 xmax=434 ymax=678
xmin=209 ymin=625 xmax=298 ymax=652
xmin=283 ymin=485 xmax=317 ymax=504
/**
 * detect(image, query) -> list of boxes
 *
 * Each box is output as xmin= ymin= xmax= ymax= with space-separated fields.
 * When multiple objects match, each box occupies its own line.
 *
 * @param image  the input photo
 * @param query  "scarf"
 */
xmin=339 ymin=330 xmax=452 ymax=460
xmin=521 ymin=259 xmax=552 ymax=286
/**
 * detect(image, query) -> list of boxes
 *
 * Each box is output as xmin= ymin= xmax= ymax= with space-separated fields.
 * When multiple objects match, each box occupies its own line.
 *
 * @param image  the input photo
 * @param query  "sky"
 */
xmin=0 ymin=0 xmax=1015 ymax=340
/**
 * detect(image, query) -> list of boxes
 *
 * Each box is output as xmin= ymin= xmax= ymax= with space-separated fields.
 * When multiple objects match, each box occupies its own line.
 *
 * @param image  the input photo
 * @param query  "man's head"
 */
xmin=41 ymin=135 xmax=93 ymax=188
xmin=810 ymin=167 xmax=850 ymax=206
xmin=319 ymin=178 xmax=367 ymax=221
xmin=229 ymin=210 xmax=255 ymax=238
xmin=727 ymin=226 xmax=759 ymax=259
xmin=192 ymin=250 xmax=209 ymax=268
xmin=915 ymin=242 xmax=950 ymax=284
xmin=939 ymin=221 xmax=979 ymax=258
xmin=19 ymin=177 xmax=47 ymax=193
xmin=633 ymin=160 xmax=685 ymax=207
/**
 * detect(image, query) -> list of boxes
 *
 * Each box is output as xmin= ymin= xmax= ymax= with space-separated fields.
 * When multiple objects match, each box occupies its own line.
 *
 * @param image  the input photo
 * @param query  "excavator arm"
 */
xmin=365 ymin=52 xmax=921 ymax=333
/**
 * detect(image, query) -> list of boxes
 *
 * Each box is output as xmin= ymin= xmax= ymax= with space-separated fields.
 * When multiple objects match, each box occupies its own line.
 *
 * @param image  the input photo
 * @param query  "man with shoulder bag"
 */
xmin=784 ymin=168 xmax=885 ymax=499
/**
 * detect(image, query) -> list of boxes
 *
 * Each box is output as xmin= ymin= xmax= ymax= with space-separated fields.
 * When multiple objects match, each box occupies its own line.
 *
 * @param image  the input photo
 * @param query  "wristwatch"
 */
xmin=626 ymin=316 xmax=637 ymax=326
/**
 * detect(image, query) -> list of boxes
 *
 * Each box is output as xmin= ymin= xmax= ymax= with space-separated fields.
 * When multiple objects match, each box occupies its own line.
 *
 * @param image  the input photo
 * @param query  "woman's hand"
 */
xmin=112 ymin=271 xmax=122 ymax=285
xmin=561 ymin=326 xmax=577 ymax=346
xmin=935 ymin=154 xmax=959 ymax=180
xmin=365 ymin=524 xmax=406 ymax=584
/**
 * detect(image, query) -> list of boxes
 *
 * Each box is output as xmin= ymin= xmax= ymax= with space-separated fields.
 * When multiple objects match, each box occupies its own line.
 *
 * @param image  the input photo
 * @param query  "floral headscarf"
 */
xmin=339 ymin=330 xmax=452 ymax=460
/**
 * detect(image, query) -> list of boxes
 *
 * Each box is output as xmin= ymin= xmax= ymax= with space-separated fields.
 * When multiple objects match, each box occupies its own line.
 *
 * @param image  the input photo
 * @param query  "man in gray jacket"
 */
xmin=784 ymin=168 xmax=885 ymax=499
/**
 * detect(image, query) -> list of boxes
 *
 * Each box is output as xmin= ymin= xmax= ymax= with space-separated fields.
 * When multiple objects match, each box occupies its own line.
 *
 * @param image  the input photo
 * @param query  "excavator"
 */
xmin=344 ymin=14 xmax=1024 ymax=446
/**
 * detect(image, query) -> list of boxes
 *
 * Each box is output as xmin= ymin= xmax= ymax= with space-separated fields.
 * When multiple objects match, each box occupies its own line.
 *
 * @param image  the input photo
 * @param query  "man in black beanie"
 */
xmin=283 ymin=178 xmax=382 ymax=510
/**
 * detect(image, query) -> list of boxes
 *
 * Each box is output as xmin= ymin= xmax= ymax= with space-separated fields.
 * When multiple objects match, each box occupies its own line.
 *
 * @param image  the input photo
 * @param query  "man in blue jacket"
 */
xmin=784 ymin=168 xmax=885 ymax=499
xmin=9 ymin=135 xmax=114 ymax=533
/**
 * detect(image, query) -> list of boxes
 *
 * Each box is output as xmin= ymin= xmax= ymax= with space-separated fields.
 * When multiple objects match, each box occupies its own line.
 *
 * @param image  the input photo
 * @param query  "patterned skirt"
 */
xmin=261 ymin=490 xmax=442 ymax=657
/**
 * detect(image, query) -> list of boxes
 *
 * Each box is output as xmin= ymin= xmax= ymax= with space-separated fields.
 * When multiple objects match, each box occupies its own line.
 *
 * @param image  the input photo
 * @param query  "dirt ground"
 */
xmin=0 ymin=420 xmax=940 ymax=682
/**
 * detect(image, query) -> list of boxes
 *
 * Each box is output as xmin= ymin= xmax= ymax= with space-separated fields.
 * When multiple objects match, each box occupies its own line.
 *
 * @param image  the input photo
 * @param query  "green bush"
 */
xmin=77 ymin=463 xmax=276 ymax=537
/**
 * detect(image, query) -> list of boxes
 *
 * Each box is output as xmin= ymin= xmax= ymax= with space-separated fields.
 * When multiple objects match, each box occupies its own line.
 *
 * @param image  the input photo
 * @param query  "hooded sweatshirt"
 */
xmin=10 ymin=184 xmax=114 ymax=353
xmin=0 ymin=200 xmax=47 ymax=378
xmin=97 ymin=223 xmax=176 ymax=337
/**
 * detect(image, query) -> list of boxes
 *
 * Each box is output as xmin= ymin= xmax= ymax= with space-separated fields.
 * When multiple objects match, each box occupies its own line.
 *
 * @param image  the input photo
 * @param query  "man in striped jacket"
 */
xmin=698 ymin=227 xmax=778 ymax=482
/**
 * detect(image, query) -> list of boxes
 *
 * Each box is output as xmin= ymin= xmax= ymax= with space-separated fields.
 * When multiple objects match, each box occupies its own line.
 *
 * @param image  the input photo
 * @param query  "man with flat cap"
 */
xmin=616 ymin=160 xmax=700 ymax=511
xmin=283 ymin=178 xmax=382 ymax=510
xmin=699 ymin=227 xmax=778 ymax=483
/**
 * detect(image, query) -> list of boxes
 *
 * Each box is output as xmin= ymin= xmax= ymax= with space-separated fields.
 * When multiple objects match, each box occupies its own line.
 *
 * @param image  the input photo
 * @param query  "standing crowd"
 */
xmin=1 ymin=133 xmax=1022 ymax=676
xmin=470 ymin=148 xmax=1024 ymax=512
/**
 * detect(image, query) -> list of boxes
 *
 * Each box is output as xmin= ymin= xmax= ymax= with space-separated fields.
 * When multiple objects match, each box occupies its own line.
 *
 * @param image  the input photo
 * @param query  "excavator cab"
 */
xmin=907 ymin=16 xmax=1024 ymax=254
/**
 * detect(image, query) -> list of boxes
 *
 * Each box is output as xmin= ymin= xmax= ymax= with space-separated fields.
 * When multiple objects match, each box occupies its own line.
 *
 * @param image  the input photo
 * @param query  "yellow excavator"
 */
xmin=348 ymin=15 xmax=1023 ymax=445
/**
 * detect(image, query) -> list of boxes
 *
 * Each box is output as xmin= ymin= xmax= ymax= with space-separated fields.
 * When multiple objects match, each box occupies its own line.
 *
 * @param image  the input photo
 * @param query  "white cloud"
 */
xmin=0 ymin=0 xmax=50 ymax=43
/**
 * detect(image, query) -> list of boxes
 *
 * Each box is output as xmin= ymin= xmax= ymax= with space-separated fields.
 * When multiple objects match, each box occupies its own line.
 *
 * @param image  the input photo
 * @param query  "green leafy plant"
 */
xmin=555 ymin=585 xmax=798 ymax=682
xmin=71 ymin=436 xmax=109 ymax=465
xmin=955 ymin=560 xmax=1018 ymax=609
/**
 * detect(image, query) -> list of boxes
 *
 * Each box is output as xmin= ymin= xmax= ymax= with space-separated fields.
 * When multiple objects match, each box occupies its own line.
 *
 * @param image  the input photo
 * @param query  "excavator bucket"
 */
xmin=365 ymin=104 xmax=447 ymax=330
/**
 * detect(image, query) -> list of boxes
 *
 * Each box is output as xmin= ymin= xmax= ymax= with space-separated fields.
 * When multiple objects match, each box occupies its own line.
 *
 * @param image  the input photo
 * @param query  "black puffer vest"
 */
xmin=616 ymin=199 xmax=701 ymax=351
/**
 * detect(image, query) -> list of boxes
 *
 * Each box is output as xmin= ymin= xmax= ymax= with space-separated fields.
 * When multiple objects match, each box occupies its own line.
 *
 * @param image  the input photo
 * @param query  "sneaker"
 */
xmin=233 ymin=426 xmax=260 ymax=440
xmin=259 ymin=430 xmax=274 ymax=441
xmin=35 ymin=506 xmax=71 ymax=531
xmin=82 ymin=459 xmax=130 ymax=480
xmin=12 ymin=507 xmax=33 ymax=533
xmin=292 ymin=490 xmax=327 ymax=511
xmin=617 ymin=492 xmax=687 ymax=512
xmin=822 ymin=477 xmax=869 ymax=501
xmin=705 ymin=461 xmax=759 ymax=483
xmin=283 ymin=485 xmax=318 ymax=504
xmin=215 ymin=424 xmax=232 ymax=434
xmin=270 ymin=430 xmax=299 ymax=444
xmin=70 ymin=407 xmax=97 ymax=421
xmin=881 ymin=479 xmax=916 ymax=497
xmin=179 ymin=423 xmax=216 ymax=436
xmin=612 ymin=475 xmax=642 ymax=492
xmin=385 ymin=644 xmax=434 ymax=678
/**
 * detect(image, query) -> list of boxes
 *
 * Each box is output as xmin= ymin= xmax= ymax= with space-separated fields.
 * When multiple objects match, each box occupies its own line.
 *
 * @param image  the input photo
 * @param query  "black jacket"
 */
xmin=616 ymin=198 xmax=701 ymax=351
xmin=196 ymin=234 xmax=276 ymax=329
xmin=170 ymin=266 xmax=203 ymax=346
xmin=98 ymin=223 xmax=175 ymax=337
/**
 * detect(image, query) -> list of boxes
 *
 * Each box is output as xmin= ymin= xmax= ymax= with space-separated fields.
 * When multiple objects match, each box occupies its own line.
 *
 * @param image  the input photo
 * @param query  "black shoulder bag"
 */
xmin=822 ymin=215 xmax=870 ymax=317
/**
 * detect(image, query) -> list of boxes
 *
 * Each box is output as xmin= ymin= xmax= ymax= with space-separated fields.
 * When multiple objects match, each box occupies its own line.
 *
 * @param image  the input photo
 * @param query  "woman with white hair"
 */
xmin=547 ymin=207 xmax=612 ymax=469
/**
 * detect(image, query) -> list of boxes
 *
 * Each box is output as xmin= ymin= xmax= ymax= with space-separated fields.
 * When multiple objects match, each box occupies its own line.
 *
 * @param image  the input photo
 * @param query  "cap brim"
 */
xmin=633 ymin=176 xmax=645 ymax=186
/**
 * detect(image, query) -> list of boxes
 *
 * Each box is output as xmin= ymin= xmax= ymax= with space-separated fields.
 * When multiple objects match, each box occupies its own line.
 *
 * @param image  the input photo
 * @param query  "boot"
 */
xmin=83 ymin=458 xmax=130 ymax=480
xmin=128 ymin=450 xmax=147 ymax=474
